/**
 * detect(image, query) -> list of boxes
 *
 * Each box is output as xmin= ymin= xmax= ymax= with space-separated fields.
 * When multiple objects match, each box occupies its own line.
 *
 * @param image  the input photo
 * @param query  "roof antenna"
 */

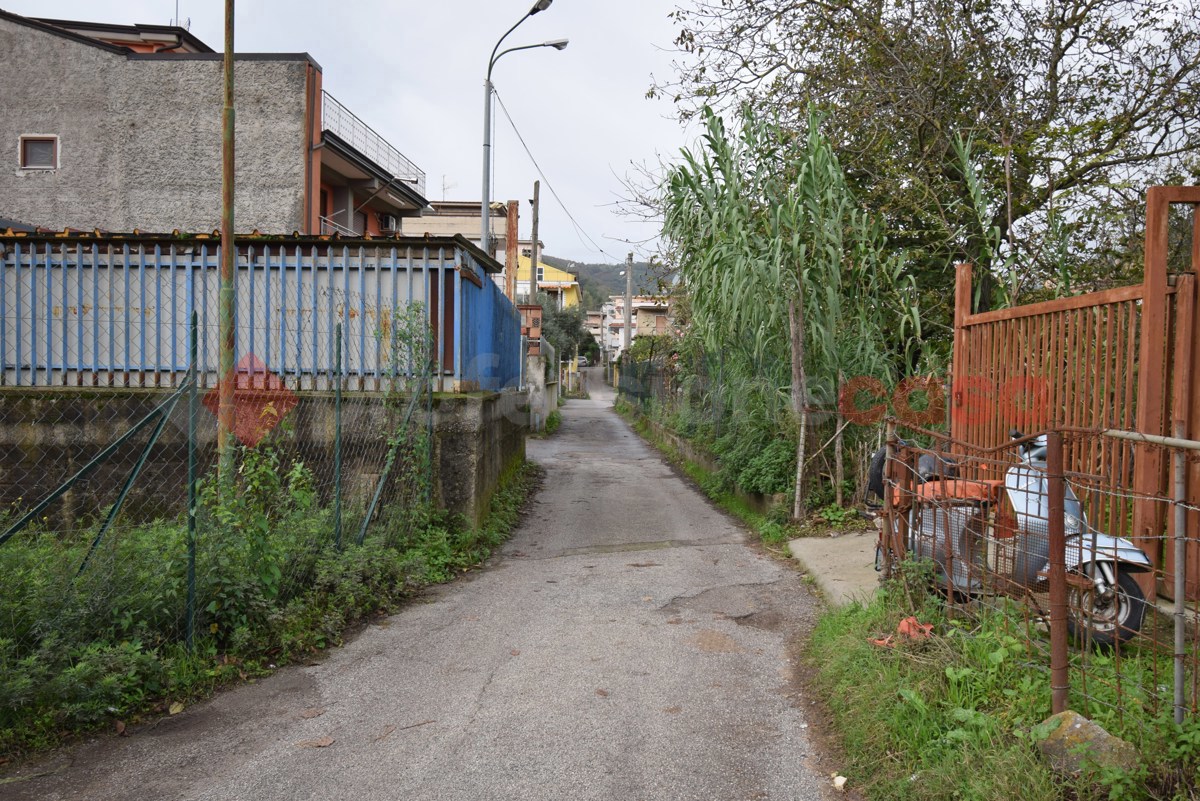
xmin=171 ymin=1 xmax=191 ymax=30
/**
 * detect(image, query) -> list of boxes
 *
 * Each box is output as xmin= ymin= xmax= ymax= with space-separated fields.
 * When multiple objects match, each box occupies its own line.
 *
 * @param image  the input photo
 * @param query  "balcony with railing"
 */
xmin=321 ymin=91 xmax=426 ymax=196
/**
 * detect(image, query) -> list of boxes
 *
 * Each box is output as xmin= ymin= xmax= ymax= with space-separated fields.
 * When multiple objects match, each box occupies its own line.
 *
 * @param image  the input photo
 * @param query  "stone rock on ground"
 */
xmin=1037 ymin=710 xmax=1139 ymax=776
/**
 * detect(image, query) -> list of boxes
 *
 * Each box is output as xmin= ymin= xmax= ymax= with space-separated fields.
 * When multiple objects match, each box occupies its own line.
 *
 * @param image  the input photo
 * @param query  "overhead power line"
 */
xmin=491 ymin=88 xmax=618 ymax=262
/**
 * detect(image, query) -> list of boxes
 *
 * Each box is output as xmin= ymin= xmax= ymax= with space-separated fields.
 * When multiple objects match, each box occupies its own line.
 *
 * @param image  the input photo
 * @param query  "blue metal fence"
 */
xmin=458 ymin=247 xmax=524 ymax=392
xmin=0 ymin=234 xmax=522 ymax=392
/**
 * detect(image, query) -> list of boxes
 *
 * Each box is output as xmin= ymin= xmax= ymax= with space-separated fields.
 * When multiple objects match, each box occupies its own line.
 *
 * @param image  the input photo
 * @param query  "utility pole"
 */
xmin=623 ymin=251 xmax=633 ymax=354
xmin=528 ymin=180 xmax=540 ymax=304
xmin=505 ymin=200 xmax=519 ymax=301
xmin=217 ymin=0 xmax=236 ymax=487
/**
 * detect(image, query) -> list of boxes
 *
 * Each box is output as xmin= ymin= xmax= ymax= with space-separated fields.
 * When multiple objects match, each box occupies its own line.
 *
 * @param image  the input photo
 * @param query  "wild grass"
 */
xmin=807 ymin=564 xmax=1200 ymax=801
xmin=0 ymin=456 xmax=539 ymax=760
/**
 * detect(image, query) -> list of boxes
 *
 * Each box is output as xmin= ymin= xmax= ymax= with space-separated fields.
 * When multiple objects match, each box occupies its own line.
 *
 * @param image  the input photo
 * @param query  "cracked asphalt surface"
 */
xmin=4 ymin=371 xmax=830 ymax=801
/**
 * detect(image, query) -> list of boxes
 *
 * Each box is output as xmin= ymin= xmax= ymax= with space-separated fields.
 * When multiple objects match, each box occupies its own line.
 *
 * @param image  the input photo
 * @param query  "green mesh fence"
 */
xmin=0 ymin=293 xmax=436 ymax=752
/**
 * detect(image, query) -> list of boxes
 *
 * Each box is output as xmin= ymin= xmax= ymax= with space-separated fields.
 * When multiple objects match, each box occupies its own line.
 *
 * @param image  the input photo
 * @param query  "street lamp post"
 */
xmin=481 ymin=1 xmax=567 ymax=256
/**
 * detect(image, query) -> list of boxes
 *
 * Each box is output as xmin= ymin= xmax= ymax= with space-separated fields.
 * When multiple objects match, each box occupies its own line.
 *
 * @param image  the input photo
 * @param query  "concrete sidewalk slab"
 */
xmin=787 ymin=529 xmax=880 ymax=606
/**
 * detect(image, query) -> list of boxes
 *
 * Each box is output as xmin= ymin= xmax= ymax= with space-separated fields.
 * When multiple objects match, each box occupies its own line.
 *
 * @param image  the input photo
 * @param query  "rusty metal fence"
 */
xmin=881 ymin=425 xmax=1199 ymax=729
xmin=950 ymin=187 xmax=1200 ymax=603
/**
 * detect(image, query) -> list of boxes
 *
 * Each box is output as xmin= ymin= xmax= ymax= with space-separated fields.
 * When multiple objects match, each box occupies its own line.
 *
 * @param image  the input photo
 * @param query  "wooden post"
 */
xmin=217 ymin=0 xmax=237 ymax=488
xmin=529 ymin=180 xmax=541 ymax=301
xmin=504 ymin=200 xmax=519 ymax=301
xmin=882 ymin=419 xmax=898 ymax=581
xmin=1188 ymin=203 xmax=1200 ymax=602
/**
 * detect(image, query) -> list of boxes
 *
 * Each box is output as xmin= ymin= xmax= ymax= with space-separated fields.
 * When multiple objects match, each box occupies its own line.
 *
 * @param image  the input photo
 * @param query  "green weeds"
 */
xmin=807 ymin=563 xmax=1200 ymax=800
xmin=0 ymin=452 xmax=538 ymax=760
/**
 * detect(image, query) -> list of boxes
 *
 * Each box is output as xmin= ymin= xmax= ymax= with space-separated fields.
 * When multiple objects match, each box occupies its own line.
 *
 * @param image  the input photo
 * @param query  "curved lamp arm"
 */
xmin=492 ymin=39 xmax=570 ymax=74
xmin=488 ymin=1 xmax=554 ymax=79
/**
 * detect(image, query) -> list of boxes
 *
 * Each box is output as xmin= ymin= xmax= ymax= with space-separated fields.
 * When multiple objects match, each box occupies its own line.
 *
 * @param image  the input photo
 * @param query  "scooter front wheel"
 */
xmin=1067 ymin=566 xmax=1146 ymax=648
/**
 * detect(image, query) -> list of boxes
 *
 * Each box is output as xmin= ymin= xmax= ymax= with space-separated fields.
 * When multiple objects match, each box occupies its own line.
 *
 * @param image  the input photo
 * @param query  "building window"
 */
xmin=19 ymin=136 xmax=58 ymax=170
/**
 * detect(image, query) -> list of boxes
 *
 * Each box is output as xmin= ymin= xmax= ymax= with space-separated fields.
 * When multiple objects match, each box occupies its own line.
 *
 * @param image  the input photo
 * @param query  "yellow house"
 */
xmin=515 ymin=255 xmax=579 ymax=309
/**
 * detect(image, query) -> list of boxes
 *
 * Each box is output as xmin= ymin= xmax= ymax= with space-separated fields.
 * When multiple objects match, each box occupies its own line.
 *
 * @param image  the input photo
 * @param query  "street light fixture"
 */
xmin=481 ymin=2 xmax=567 ymax=256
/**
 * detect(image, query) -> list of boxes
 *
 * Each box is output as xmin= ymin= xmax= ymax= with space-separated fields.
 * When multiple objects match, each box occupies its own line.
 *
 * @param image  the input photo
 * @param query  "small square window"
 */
xmin=20 ymin=136 xmax=57 ymax=170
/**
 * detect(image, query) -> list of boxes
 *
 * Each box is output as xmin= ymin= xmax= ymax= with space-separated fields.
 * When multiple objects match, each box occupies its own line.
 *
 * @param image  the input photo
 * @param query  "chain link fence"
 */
xmin=881 ymin=426 xmax=1199 ymax=737
xmin=0 ymin=234 xmax=524 ymax=755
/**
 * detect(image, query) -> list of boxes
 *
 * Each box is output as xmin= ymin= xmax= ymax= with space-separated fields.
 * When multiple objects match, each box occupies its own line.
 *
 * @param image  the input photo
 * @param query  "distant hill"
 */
xmin=541 ymin=256 xmax=662 ymax=311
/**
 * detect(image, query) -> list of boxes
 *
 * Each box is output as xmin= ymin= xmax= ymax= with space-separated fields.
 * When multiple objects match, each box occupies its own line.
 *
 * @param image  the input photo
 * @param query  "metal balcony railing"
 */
xmin=321 ymin=91 xmax=426 ymax=196
xmin=319 ymin=215 xmax=358 ymax=237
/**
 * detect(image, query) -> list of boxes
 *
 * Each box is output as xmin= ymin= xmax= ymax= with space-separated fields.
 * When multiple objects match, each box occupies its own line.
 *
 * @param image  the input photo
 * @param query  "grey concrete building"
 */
xmin=0 ymin=11 xmax=428 ymax=235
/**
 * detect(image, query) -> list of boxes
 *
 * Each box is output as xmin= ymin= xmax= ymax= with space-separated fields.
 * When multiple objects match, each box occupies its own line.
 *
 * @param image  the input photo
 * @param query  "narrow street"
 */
xmin=7 ymin=373 xmax=829 ymax=801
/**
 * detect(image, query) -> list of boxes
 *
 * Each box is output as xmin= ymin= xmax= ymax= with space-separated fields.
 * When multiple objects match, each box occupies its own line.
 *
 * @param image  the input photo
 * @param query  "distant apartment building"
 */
xmin=0 ymin=11 xmax=428 ymax=236
xmin=515 ymin=256 xmax=579 ymax=308
xmin=585 ymin=310 xmax=603 ymax=345
xmin=602 ymin=294 xmax=674 ymax=359
xmin=409 ymin=201 xmax=512 ymax=261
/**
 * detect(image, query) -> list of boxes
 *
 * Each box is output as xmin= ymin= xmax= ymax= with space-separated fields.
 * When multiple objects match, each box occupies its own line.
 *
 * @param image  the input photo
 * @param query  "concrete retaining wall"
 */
xmin=633 ymin=413 xmax=787 ymax=519
xmin=524 ymin=353 xmax=556 ymax=432
xmin=431 ymin=390 xmax=527 ymax=528
xmin=0 ymin=387 xmax=526 ymax=532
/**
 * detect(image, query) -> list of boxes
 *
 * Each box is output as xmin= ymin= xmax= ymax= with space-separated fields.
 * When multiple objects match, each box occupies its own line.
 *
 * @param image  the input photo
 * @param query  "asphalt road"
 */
xmin=5 ymin=371 xmax=830 ymax=801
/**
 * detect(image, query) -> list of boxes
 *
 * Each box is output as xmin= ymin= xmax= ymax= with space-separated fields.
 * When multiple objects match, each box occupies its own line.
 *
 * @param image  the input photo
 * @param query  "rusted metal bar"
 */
xmin=1047 ymin=431 xmax=1070 ymax=714
xmin=882 ymin=420 xmax=898 ymax=581
xmin=951 ymin=262 xmax=972 ymax=443
xmin=1133 ymin=187 xmax=1172 ymax=577
xmin=1102 ymin=429 xmax=1200 ymax=451
xmin=895 ymin=443 xmax=916 ymax=567
xmin=963 ymin=285 xmax=1145 ymax=327
xmin=1173 ymin=421 xmax=1187 ymax=724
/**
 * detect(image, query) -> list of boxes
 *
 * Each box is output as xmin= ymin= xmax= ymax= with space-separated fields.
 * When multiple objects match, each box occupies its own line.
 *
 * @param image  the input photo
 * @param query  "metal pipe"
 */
xmin=1173 ymin=421 xmax=1187 ymax=724
xmin=1047 ymin=431 xmax=1070 ymax=714
xmin=1103 ymin=428 xmax=1200 ymax=451
xmin=217 ymin=0 xmax=237 ymax=487
xmin=0 ymin=381 xmax=190 ymax=547
xmin=77 ymin=388 xmax=184 ymax=577
xmin=882 ymin=419 xmax=897 ymax=581
xmin=334 ymin=322 xmax=343 ymax=550
xmin=186 ymin=311 xmax=198 ymax=652
xmin=481 ymin=5 xmax=566 ymax=255
xmin=481 ymin=75 xmax=494 ymax=254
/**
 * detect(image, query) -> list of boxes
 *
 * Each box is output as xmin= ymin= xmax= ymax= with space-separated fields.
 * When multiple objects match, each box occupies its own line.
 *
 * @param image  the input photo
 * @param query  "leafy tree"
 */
xmin=657 ymin=0 xmax=1200 ymax=319
xmin=536 ymin=293 xmax=595 ymax=361
xmin=663 ymin=106 xmax=919 ymax=517
xmin=627 ymin=334 xmax=677 ymax=364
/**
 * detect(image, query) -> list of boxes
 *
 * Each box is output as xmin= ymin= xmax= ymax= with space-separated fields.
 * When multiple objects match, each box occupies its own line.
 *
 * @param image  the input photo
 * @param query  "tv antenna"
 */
xmin=171 ymin=1 xmax=191 ymax=29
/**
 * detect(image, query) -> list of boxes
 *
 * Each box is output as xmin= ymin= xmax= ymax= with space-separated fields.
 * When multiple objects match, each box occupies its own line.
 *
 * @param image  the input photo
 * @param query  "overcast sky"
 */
xmin=5 ymin=0 xmax=692 ymax=264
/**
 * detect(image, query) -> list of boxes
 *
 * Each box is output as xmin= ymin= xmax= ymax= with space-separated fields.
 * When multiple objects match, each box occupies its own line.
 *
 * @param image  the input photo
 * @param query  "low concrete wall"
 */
xmin=0 ymin=387 xmax=527 ymax=532
xmin=525 ymin=353 xmax=555 ymax=433
xmin=633 ymin=413 xmax=788 ymax=519
xmin=431 ymin=390 xmax=527 ymax=528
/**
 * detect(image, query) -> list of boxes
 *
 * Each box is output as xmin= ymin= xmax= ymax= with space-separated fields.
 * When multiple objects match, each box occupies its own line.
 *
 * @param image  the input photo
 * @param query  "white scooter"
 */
xmin=870 ymin=431 xmax=1154 ymax=646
